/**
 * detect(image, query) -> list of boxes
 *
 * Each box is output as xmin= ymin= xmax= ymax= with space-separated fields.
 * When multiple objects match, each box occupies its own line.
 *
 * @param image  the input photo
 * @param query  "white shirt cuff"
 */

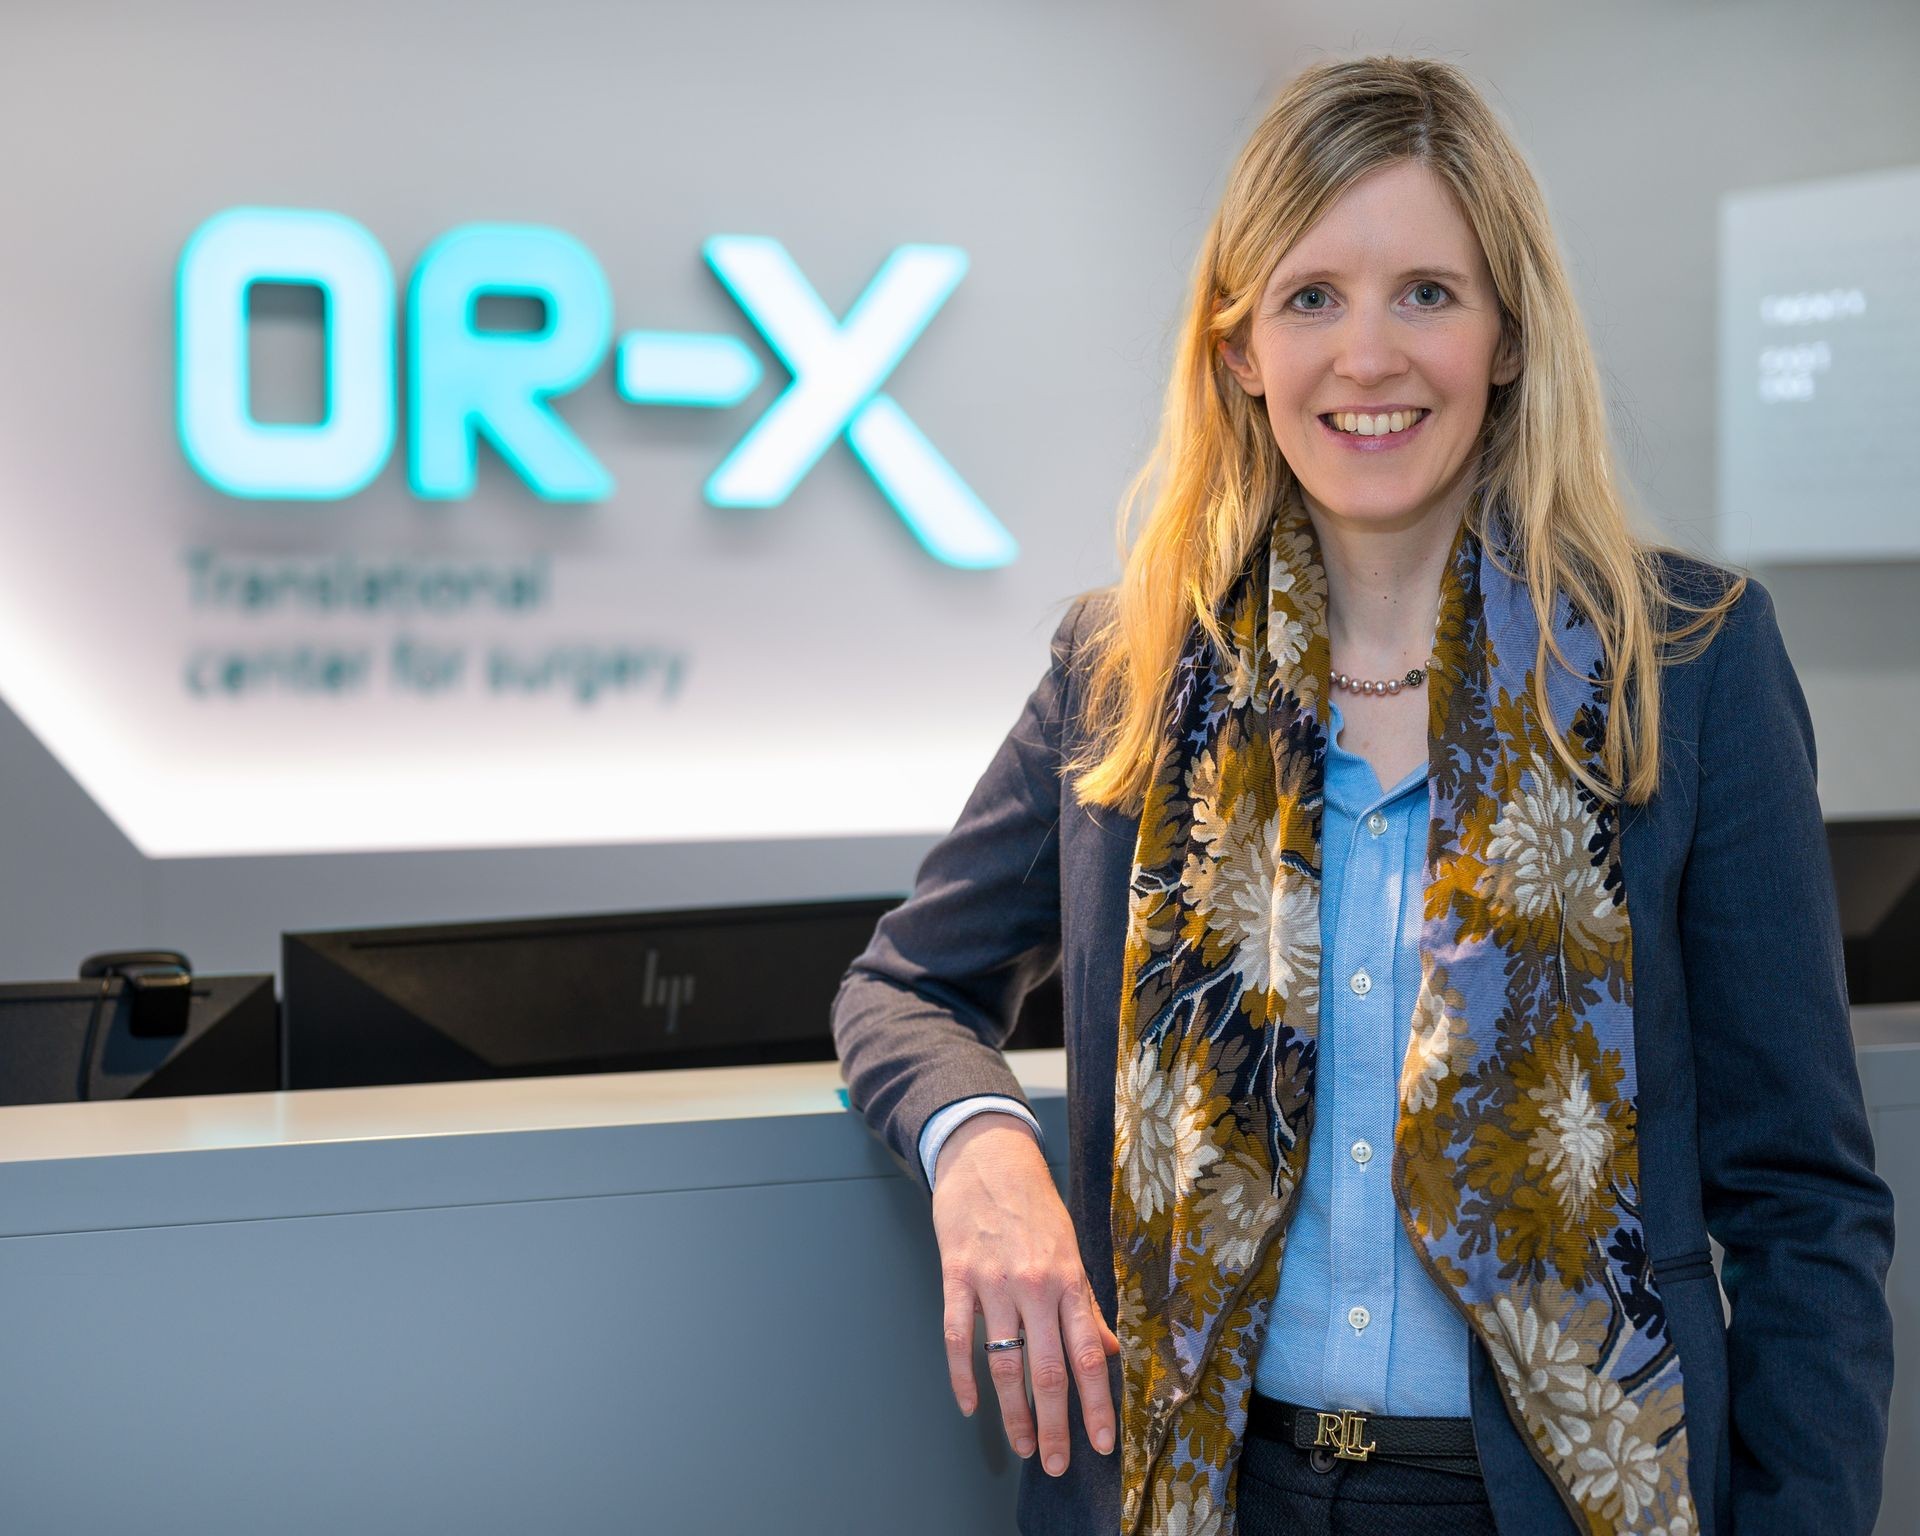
xmin=918 ymin=1094 xmax=1046 ymax=1188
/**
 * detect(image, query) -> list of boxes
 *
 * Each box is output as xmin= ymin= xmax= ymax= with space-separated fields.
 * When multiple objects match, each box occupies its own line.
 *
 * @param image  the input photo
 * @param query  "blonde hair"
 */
xmin=1065 ymin=54 xmax=1743 ymax=812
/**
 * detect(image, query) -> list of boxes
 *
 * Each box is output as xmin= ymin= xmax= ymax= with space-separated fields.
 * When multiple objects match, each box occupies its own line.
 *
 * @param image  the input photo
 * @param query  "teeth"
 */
xmin=1330 ymin=410 xmax=1424 ymax=436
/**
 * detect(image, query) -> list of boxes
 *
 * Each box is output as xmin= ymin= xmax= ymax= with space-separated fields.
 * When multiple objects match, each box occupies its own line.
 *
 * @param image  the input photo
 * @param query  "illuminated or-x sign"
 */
xmin=176 ymin=207 xmax=1016 ymax=569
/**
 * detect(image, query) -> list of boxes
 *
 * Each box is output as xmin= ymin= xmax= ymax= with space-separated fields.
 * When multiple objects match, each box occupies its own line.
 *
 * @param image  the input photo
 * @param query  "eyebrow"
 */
xmin=1272 ymin=265 xmax=1475 ymax=291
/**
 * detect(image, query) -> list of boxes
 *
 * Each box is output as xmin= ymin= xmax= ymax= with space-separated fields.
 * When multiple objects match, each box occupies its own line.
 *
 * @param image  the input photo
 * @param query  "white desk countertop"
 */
xmin=0 ymin=1047 xmax=1070 ymax=1238
xmin=0 ymin=1046 xmax=1070 ymax=1165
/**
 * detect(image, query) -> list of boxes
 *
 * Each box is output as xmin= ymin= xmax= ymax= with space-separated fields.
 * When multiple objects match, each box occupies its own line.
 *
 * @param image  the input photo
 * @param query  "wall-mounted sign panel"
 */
xmin=0 ymin=4 xmax=1189 ymax=858
xmin=1718 ymin=164 xmax=1920 ymax=563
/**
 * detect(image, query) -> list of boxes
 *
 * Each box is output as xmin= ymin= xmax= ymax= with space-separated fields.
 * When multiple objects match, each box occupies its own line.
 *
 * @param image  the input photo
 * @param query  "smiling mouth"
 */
xmin=1318 ymin=408 xmax=1431 ymax=437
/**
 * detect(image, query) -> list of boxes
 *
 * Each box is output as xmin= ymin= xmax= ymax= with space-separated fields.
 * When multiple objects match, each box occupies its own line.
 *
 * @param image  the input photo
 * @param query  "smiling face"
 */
xmin=1220 ymin=158 xmax=1521 ymax=534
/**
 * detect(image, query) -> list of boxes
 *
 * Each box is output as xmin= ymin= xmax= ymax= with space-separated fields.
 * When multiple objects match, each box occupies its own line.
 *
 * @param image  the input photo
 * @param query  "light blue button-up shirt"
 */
xmin=921 ymin=698 xmax=1469 ymax=1414
xmin=1252 ymin=696 xmax=1469 ymax=1414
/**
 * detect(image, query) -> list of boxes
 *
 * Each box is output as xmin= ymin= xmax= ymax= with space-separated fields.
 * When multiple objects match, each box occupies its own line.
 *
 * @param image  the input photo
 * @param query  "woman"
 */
xmin=832 ymin=54 xmax=1894 ymax=1536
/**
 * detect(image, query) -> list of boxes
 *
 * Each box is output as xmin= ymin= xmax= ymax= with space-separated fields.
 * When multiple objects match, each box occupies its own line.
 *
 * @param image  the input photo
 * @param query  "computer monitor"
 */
xmin=283 ymin=896 xmax=1065 ymax=1091
xmin=1827 ymin=816 xmax=1920 ymax=1004
xmin=0 ymin=953 xmax=277 ymax=1105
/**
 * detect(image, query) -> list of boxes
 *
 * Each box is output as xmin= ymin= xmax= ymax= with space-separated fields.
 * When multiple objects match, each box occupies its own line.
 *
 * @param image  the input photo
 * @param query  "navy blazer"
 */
xmin=831 ymin=567 xmax=1896 ymax=1535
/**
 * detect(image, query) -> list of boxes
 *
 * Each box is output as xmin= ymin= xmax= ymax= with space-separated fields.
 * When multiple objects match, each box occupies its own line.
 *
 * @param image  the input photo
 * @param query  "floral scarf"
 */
xmin=1109 ymin=482 xmax=1693 ymax=1535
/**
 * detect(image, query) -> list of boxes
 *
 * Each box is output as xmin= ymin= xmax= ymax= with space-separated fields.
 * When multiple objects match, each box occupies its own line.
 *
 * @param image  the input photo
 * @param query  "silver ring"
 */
xmin=984 ymin=1334 xmax=1025 ymax=1352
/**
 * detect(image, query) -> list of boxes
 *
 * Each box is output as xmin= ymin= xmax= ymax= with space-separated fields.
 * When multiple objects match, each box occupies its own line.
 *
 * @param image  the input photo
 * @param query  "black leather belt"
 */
xmin=1248 ymin=1394 xmax=1482 ymax=1478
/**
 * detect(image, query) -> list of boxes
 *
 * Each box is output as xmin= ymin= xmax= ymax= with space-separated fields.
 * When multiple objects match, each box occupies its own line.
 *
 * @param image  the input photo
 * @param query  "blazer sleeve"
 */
xmin=1678 ymin=577 xmax=1896 ymax=1533
xmin=831 ymin=595 xmax=1088 ymax=1197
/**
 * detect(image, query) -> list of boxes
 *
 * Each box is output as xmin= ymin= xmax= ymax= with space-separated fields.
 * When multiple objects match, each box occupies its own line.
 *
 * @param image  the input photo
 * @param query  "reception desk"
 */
xmin=0 ymin=1023 xmax=1911 ymax=1536
xmin=0 ymin=1049 xmax=1069 ymax=1535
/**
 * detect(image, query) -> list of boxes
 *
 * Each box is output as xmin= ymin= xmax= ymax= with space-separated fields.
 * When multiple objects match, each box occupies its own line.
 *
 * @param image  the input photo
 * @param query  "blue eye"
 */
xmin=1285 ymin=280 xmax=1453 ymax=312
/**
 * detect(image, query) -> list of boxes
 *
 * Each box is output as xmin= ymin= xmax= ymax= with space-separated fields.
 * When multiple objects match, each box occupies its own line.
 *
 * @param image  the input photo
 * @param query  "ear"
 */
xmin=1490 ymin=323 xmax=1522 ymax=388
xmin=1219 ymin=334 xmax=1264 ymax=398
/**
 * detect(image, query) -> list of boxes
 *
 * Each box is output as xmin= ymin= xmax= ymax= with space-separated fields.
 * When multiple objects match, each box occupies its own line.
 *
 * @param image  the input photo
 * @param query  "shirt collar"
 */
xmin=1325 ymin=697 xmax=1429 ymax=817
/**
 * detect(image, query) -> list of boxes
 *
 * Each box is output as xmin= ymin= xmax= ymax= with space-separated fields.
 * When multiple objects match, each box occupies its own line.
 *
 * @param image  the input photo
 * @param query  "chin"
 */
xmin=1293 ymin=480 xmax=1448 ymax=529
xmin=1290 ymin=447 xmax=1471 ymax=524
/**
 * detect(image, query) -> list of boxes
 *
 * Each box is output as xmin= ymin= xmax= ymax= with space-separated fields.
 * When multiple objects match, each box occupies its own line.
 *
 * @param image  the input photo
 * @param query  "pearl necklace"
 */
xmin=1330 ymin=661 xmax=1434 ymax=696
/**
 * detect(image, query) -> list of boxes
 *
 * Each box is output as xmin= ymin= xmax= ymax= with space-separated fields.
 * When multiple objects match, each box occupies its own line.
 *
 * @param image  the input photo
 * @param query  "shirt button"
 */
xmin=1348 ymin=1305 xmax=1371 ymax=1332
xmin=1366 ymin=811 xmax=1388 ymax=836
xmin=1350 ymin=1139 xmax=1372 ymax=1165
xmin=1349 ymin=969 xmax=1372 ymax=997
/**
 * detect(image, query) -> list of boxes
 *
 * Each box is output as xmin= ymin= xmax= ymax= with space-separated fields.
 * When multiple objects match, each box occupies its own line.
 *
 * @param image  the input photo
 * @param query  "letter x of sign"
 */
xmin=618 ymin=237 xmax=1017 ymax=570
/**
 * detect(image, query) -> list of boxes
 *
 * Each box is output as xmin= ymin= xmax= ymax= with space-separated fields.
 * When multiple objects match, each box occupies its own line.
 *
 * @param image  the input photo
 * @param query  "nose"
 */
xmin=1331 ymin=304 xmax=1411 ymax=387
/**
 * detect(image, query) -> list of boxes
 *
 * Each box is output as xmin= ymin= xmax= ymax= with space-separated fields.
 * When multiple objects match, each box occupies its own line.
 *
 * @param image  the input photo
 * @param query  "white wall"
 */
xmin=1 ymin=0 xmax=1915 ymax=985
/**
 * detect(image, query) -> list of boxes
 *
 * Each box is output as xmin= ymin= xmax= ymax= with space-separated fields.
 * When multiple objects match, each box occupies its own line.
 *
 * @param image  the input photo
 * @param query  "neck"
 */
xmin=1298 ymin=486 xmax=1467 ymax=674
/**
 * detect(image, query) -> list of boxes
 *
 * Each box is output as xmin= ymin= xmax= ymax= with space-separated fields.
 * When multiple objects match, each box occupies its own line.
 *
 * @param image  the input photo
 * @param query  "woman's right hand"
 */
xmin=930 ymin=1112 xmax=1122 ymax=1478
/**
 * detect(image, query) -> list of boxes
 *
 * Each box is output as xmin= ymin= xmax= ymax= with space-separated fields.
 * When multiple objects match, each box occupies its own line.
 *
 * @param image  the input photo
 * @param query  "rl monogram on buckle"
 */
xmin=1313 ymin=1408 xmax=1377 ymax=1462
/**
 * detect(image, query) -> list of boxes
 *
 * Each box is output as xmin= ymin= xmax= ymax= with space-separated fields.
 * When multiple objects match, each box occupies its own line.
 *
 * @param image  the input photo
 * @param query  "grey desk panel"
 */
xmin=0 ymin=1175 xmax=1045 ymax=1535
xmin=0 ymin=1053 xmax=1073 ymax=1536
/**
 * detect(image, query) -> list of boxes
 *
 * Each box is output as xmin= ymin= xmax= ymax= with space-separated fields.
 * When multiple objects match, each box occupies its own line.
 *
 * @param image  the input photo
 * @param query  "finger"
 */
xmin=979 ymin=1291 xmax=1037 ymax=1459
xmin=1020 ymin=1285 xmax=1075 ymax=1476
xmin=1060 ymin=1278 xmax=1118 ymax=1456
xmin=942 ymin=1279 xmax=982 ymax=1416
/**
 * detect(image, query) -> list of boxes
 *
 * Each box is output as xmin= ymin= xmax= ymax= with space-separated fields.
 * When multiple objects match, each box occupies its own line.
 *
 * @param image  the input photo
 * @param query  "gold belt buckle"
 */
xmin=1312 ymin=1408 xmax=1377 ymax=1463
